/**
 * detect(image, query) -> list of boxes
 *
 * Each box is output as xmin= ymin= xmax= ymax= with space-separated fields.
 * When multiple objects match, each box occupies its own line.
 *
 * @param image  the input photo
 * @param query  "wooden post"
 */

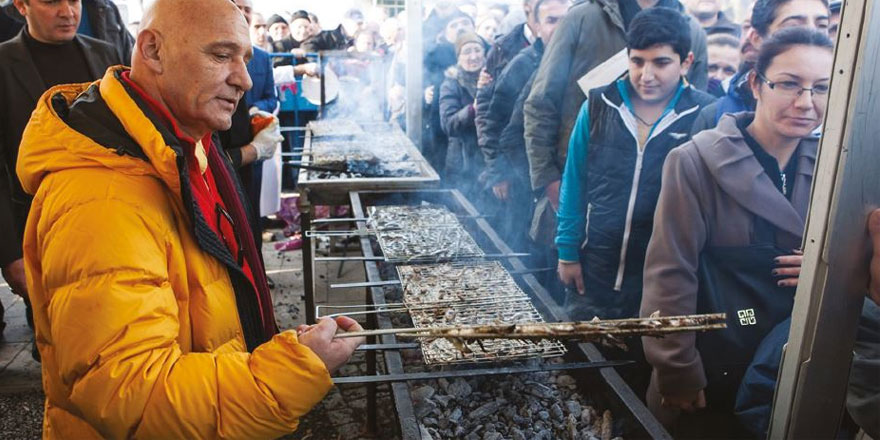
xmin=404 ymin=0 xmax=422 ymax=146
xmin=769 ymin=0 xmax=880 ymax=437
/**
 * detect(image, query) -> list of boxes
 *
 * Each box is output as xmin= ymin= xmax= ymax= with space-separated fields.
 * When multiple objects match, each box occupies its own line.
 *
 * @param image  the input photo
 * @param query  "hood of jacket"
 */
xmin=690 ymin=112 xmax=817 ymax=238
xmin=17 ymin=66 xmax=183 ymax=200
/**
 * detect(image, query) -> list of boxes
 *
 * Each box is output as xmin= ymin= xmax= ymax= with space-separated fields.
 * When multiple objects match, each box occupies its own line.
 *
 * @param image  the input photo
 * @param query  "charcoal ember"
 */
xmin=566 ymin=400 xmax=582 ymax=417
xmin=525 ymin=382 xmax=556 ymax=400
xmin=550 ymin=402 xmax=564 ymax=421
xmin=414 ymin=398 xmax=437 ymax=418
xmin=411 ymin=385 xmax=435 ymax=402
xmin=468 ymin=401 xmax=500 ymax=419
xmin=446 ymin=378 xmax=473 ymax=399
xmin=434 ymin=394 xmax=453 ymax=408
xmin=566 ymin=413 xmax=579 ymax=439
xmin=581 ymin=407 xmax=595 ymax=425
xmin=423 ymin=417 xmax=438 ymax=427
xmin=449 ymin=407 xmax=462 ymax=422
xmin=482 ymin=432 xmax=502 ymax=440
xmin=556 ymin=374 xmax=578 ymax=388
xmin=510 ymin=427 xmax=527 ymax=440
xmin=538 ymin=410 xmax=550 ymax=421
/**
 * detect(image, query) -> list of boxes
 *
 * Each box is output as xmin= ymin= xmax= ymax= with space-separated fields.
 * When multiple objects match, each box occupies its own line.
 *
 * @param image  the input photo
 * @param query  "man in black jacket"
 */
xmin=474 ymin=0 xmax=538 ymax=143
xmin=1 ymin=0 xmax=133 ymax=63
xmin=480 ymin=0 xmax=568 ymax=254
xmin=0 ymin=0 xmax=121 ymax=346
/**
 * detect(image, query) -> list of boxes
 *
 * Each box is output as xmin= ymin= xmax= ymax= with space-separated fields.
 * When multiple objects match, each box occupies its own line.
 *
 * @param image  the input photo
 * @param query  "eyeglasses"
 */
xmin=757 ymin=72 xmax=830 ymax=98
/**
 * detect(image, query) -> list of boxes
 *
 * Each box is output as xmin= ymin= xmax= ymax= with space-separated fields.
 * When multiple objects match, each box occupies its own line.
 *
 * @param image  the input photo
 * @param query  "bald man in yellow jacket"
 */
xmin=15 ymin=0 xmax=364 ymax=438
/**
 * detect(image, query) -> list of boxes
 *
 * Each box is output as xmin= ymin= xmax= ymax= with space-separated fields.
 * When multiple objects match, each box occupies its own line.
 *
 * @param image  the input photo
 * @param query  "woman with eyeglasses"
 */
xmin=638 ymin=27 xmax=833 ymax=433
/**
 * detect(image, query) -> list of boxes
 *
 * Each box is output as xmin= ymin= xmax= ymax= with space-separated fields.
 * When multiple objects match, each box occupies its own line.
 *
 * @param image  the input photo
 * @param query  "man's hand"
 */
xmin=773 ymin=250 xmax=803 ymax=287
xmin=477 ymin=69 xmax=492 ymax=89
xmin=545 ymin=180 xmax=561 ymax=211
xmin=868 ymin=209 xmax=880 ymax=305
xmin=290 ymin=48 xmax=306 ymax=58
xmin=558 ymin=260 xmax=584 ymax=295
xmin=250 ymin=114 xmax=283 ymax=161
xmin=661 ymin=389 xmax=706 ymax=413
xmin=1 ymin=258 xmax=27 ymax=297
xmin=297 ymin=316 xmax=365 ymax=374
xmin=492 ymin=180 xmax=510 ymax=201
xmin=424 ymin=86 xmax=434 ymax=105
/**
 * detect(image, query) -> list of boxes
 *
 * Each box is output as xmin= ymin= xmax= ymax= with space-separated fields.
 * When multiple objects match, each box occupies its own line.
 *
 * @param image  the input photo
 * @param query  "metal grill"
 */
xmin=369 ymin=206 xmax=484 ymax=263
xmin=396 ymin=261 xmax=567 ymax=365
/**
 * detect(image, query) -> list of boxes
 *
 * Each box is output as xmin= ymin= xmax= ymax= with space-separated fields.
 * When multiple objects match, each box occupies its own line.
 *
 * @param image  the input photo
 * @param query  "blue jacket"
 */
xmin=244 ymin=47 xmax=278 ymax=113
xmin=556 ymin=79 xmax=714 ymax=292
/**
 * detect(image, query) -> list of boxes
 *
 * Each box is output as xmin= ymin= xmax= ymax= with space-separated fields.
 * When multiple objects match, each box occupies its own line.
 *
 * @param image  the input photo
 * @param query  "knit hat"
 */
xmin=455 ymin=31 xmax=484 ymax=56
xmin=267 ymin=14 xmax=288 ymax=28
xmin=290 ymin=10 xmax=310 ymax=23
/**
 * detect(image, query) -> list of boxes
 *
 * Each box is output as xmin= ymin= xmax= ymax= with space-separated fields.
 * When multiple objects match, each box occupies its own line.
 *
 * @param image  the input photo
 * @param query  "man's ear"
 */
xmin=12 ymin=0 xmax=26 ymax=16
xmin=748 ymin=69 xmax=762 ymax=101
xmin=137 ymin=29 xmax=164 ymax=74
xmin=681 ymin=52 xmax=695 ymax=75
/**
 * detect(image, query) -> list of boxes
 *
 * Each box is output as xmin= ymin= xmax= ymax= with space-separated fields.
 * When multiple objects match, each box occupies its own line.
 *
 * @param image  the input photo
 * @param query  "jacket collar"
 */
xmin=7 ymin=28 xmax=116 ymax=102
xmin=692 ymin=112 xmax=817 ymax=238
xmin=5 ymin=29 xmax=45 ymax=103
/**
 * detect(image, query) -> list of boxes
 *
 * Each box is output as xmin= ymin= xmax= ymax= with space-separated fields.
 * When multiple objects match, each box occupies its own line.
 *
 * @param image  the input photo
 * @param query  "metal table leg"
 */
xmin=300 ymin=192 xmax=316 ymax=324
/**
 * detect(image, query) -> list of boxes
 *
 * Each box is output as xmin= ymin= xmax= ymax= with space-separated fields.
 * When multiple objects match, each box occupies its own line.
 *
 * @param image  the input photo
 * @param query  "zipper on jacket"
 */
xmin=614 ymin=151 xmax=643 ymax=291
xmin=581 ymin=203 xmax=593 ymax=249
xmin=611 ymin=103 xmax=702 ymax=292
xmin=781 ymin=172 xmax=787 ymax=196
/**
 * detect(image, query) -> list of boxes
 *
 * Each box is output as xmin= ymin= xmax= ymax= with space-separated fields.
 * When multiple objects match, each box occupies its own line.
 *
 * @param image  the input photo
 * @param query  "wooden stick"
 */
xmin=333 ymin=313 xmax=727 ymax=340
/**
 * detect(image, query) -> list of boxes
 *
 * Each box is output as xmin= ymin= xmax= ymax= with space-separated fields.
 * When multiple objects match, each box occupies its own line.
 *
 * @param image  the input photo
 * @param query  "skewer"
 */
xmin=333 ymin=313 xmax=727 ymax=340
xmin=310 ymin=214 xmax=493 ymax=224
xmin=282 ymin=161 xmax=347 ymax=174
xmin=314 ymin=253 xmax=530 ymax=262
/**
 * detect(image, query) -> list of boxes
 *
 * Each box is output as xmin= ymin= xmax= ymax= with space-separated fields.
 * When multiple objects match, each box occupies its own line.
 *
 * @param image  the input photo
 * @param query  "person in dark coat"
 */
xmin=422 ymin=10 xmax=474 ymax=175
xmin=439 ymin=32 xmax=486 ymax=199
xmin=474 ymin=0 xmax=537 ymax=143
xmin=523 ymin=0 xmax=708 ymax=252
xmin=0 ymin=0 xmax=122 ymax=348
xmin=640 ymin=29 xmax=833 ymax=433
xmin=301 ymin=8 xmax=362 ymax=52
xmin=480 ymin=0 xmax=569 ymax=253
xmin=1 ymin=0 xmax=133 ymax=62
xmin=689 ymin=0 xmax=831 ymax=135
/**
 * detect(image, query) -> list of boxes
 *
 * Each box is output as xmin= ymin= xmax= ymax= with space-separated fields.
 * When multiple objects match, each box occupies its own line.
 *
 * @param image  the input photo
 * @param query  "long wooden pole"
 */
xmin=334 ymin=313 xmax=727 ymax=340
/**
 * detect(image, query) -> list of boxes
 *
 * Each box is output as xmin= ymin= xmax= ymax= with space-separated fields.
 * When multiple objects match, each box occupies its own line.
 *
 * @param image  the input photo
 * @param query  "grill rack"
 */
xmin=368 ymin=205 xmax=485 ymax=263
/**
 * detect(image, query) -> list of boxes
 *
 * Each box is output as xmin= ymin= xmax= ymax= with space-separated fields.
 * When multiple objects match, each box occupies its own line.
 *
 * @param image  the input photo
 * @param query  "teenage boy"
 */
xmin=556 ymin=7 xmax=715 ymax=322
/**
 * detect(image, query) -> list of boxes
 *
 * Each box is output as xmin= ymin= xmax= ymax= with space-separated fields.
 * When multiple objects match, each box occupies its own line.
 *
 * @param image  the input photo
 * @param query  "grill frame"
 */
xmin=348 ymin=189 xmax=672 ymax=439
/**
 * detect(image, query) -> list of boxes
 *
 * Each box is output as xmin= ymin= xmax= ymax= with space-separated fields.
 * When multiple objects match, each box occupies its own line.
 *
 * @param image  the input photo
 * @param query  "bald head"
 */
xmin=131 ymin=0 xmax=253 ymax=139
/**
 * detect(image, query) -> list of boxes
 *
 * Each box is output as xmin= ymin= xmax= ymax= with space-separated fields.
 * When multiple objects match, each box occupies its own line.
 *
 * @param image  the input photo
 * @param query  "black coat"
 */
xmin=439 ymin=72 xmax=483 ymax=194
xmin=301 ymin=25 xmax=350 ymax=52
xmin=1 ymin=0 xmax=133 ymax=63
xmin=481 ymin=40 xmax=543 ymax=186
xmin=421 ymin=39 xmax=457 ymax=173
xmin=0 ymin=30 xmax=121 ymax=266
xmin=474 ymin=23 xmax=530 ymax=144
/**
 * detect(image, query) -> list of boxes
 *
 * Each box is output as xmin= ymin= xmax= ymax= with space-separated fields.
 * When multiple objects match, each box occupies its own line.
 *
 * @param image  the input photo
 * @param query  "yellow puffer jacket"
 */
xmin=16 ymin=67 xmax=332 ymax=439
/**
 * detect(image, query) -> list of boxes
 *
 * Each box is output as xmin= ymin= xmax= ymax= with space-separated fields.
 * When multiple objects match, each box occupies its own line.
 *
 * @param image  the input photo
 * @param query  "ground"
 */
xmin=0 ymin=232 xmax=397 ymax=439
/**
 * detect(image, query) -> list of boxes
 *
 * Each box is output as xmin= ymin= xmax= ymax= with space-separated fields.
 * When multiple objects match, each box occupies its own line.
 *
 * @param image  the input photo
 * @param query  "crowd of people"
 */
xmin=0 ymin=0 xmax=878 ymax=438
